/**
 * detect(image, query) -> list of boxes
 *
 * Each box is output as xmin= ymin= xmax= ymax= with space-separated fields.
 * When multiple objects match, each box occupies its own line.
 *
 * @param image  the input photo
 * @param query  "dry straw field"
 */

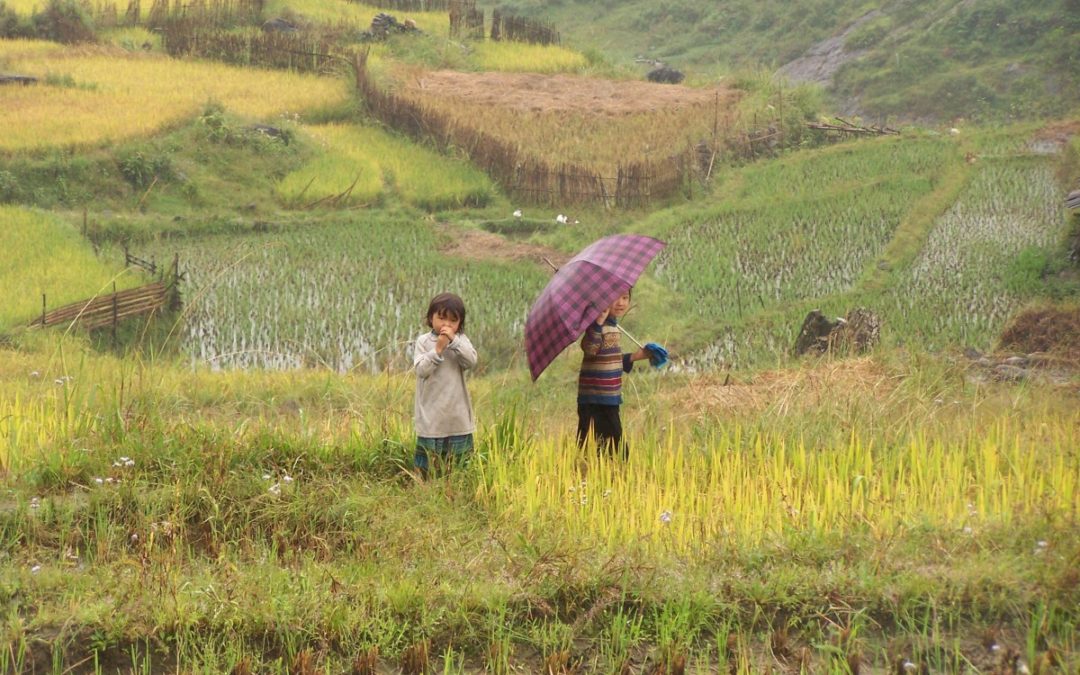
xmin=394 ymin=68 xmax=740 ymax=173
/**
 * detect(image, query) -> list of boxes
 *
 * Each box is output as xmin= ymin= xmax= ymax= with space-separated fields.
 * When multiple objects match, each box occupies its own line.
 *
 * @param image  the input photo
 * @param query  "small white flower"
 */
xmin=1018 ymin=662 xmax=1030 ymax=675
xmin=902 ymin=660 xmax=916 ymax=672
xmin=991 ymin=643 xmax=1001 ymax=653
xmin=282 ymin=475 xmax=293 ymax=483
xmin=962 ymin=526 xmax=973 ymax=535
xmin=94 ymin=477 xmax=104 ymax=485
xmin=1036 ymin=540 xmax=1048 ymax=549
xmin=130 ymin=533 xmax=139 ymax=543
xmin=262 ymin=474 xmax=272 ymax=480
xmin=54 ymin=379 xmax=64 ymax=385
xmin=30 ymin=371 xmax=40 ymax=378
xmin=30 ymin=565 xmax=41 ymax=574
xmin=29 ymin=497 xmax=40 ymax=509
xmin=659 ymin=510 xmax=672 ymax=524
xmin=268 ymin=483 xmax=281 ymax=496
xmin=124 ymin=459 xmax=135 ymax=468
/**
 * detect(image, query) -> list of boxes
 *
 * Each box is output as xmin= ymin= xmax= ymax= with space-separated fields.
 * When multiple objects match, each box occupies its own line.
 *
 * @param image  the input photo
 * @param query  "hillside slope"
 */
xmin=498 ymin=0 xmax=1080 ymax=121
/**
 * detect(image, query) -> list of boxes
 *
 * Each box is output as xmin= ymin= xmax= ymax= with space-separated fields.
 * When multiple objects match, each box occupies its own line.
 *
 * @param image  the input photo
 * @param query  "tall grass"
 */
xmin=0 ymin=205 xmax=139 ymax=329
xmin=0 ymin=40 xmax=350 ymax=151
xmin=479 ymin=417 xmax=1079 ymax=553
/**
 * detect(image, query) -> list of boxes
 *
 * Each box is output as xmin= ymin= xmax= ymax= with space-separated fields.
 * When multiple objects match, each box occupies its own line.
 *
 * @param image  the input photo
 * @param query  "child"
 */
xmin=577 ymin=290 xmax=651 ymax=458
xmin=412 ymin=292 xmax=477 ymax=478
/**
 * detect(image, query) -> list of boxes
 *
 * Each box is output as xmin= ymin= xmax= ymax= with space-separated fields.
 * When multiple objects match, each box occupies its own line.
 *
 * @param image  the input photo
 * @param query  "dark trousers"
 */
xmin=577 ymin=403 xmax=626 ymax=458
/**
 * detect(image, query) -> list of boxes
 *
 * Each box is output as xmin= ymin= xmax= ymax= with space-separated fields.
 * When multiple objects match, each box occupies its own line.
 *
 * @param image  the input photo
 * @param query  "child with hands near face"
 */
xmin=577 ymin=290 xmax=653 ymax=458
xmin=412 ymin=293 xmax=477 ymax=478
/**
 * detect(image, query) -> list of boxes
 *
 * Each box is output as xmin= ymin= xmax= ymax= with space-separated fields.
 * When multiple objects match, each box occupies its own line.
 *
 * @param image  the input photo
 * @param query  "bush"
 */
xmin=31 ymin=0 xmax=96 ymax=43
xmin=117 ymin=149 xmax=174 ymax=189
xmin=0 ymin=1 xmax=34 ymax=38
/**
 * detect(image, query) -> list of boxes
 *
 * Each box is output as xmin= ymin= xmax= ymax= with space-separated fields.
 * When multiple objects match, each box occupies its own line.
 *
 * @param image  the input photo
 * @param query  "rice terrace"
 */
xmin=1 ymin=0 xmax=1079 ymax=672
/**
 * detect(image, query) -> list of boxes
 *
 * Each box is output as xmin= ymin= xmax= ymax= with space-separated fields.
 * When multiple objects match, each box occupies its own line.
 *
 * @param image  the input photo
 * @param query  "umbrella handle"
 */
xmin=617 ymin=325 xmax=645 ymax=349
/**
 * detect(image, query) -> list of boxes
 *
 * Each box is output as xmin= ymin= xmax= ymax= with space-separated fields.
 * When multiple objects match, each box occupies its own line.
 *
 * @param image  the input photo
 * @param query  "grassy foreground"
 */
xmin=1 ymin=336 xmax=1077 ymax=673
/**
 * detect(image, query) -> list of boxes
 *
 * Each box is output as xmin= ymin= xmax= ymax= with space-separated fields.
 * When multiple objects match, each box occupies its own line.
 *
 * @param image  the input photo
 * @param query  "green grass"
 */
xmin=0 ymin=205 xmax=141 ymax=330
xmin=0 ymin=338 xmax=1076 ymax=671
xmin=500 ymin=0 xmax=1080 ymax=121
xmin=277 ymin=122 xmax=494 ymax=211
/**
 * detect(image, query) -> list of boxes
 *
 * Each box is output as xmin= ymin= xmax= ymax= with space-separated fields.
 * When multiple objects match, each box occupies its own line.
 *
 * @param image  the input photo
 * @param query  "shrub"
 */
xmin=31 ymin=0 xmax=96 ymax=43
xmin=117 ymin=148 xmax=174 ymax=189
xmin=0 ymin=1 xmax=34 ymax=38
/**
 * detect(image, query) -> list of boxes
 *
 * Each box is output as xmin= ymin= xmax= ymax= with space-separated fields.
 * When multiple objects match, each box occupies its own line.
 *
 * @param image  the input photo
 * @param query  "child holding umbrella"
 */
xmin=577 ymin=289 xmax=667 ymax=458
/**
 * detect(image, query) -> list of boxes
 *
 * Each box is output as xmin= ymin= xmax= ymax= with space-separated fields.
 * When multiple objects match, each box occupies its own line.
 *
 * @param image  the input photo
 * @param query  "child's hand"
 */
xmin=435 ymin=326 xmax=455 ymax=354
xmin=595 ymin=308 xmax=610 ymax=325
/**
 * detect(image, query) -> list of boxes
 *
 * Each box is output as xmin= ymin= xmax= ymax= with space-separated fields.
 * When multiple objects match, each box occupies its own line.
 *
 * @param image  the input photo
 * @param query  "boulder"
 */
xmin=646 ymin=66 xmax=684 ymax=84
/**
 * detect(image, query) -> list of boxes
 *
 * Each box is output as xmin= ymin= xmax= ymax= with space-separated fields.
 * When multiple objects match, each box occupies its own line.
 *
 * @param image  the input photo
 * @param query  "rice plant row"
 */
xmin=145 ymin=217 xmax=548 ymax=372
xmin=882 ymin=157 xmax=1065 ymax=348
xmin=651 ymin=137 xmax=956 ymax=367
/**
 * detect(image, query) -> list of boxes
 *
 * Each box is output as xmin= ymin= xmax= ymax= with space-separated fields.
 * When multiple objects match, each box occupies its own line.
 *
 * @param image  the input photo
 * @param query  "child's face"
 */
xmin=608 ymin=292 xmax=631 ymax=318
xmin=431 ymin=310 xmax=461 ymax=334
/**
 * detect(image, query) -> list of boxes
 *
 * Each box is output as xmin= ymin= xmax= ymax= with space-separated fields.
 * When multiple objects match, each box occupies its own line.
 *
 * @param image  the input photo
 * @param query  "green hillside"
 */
xmin=499 ymin=0 xmax=1080 ymax=121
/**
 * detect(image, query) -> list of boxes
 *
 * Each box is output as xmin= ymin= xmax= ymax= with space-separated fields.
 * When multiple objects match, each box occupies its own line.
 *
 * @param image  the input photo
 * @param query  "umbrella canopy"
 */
xmin=524 ymin=234 xmax=666 ymax=380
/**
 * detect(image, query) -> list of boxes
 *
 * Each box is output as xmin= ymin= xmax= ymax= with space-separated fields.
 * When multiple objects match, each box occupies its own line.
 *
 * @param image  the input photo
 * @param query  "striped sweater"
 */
xmin=578 ymin=318 xmax=633 ymax=405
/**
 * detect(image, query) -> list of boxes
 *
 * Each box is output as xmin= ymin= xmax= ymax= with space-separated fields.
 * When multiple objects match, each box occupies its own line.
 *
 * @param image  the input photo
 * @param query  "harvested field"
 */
xmin=405 ymin=70 xmax=735 ymax=115
xmin=393 ymin=68 xmax=740 ymax=171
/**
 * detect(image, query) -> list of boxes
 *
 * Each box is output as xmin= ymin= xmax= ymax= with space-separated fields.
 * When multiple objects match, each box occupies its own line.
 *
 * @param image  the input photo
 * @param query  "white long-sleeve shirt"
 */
xmin=412 ymin=331 xmax=477 ymax=437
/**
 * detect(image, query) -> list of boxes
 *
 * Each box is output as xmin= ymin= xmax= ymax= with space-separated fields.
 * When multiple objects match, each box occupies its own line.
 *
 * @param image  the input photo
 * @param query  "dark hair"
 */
xmin=425 ymin=292 xmax=466 ymax=332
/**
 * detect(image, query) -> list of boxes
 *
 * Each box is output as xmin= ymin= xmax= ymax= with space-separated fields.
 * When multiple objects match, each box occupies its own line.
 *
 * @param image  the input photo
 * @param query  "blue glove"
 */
xmin=644 ymin=342 xmax=669 ymax=368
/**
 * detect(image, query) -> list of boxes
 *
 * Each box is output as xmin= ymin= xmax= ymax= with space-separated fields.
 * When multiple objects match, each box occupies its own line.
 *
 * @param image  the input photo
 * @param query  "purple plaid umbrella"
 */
xmin=524 ymin=234 xmax=666 ymax=380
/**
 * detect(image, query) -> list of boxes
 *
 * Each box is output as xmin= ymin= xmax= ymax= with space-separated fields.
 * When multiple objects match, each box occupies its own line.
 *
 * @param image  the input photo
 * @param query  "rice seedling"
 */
xmin=883 ymin=157 xmax=1064 ymax=348
xmin=649 ymin=136 xmax=956 ymax=367
xmin=0 ymin=40 xmax=350 ymax=152
xmin=138 ymin=215 xmax=546 ymax=372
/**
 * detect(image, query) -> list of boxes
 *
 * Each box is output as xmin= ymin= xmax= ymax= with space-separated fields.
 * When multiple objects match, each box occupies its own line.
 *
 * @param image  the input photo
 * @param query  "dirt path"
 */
xmin=438 ymin=223 xmax=571 ymax=269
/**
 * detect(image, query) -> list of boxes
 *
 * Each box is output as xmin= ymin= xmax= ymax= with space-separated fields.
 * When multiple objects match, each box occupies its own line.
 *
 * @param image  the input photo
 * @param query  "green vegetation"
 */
xmin=0 ymin=205 xmax=139 ymax=328
xmin=500 ymin=0 xmax=1080 ymax=121
xmin=277 ymin=123 xmax=494 ymax=211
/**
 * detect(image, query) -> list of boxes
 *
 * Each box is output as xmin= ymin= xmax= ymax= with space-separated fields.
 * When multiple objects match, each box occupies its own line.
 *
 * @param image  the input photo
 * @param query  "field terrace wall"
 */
xmin=162 ymin=23 xmax=348 ymax=73
xmin=448 ymin=0 xmax=484 ymax=39
xmin=352 ymin=52 xmax=691 ymax=207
